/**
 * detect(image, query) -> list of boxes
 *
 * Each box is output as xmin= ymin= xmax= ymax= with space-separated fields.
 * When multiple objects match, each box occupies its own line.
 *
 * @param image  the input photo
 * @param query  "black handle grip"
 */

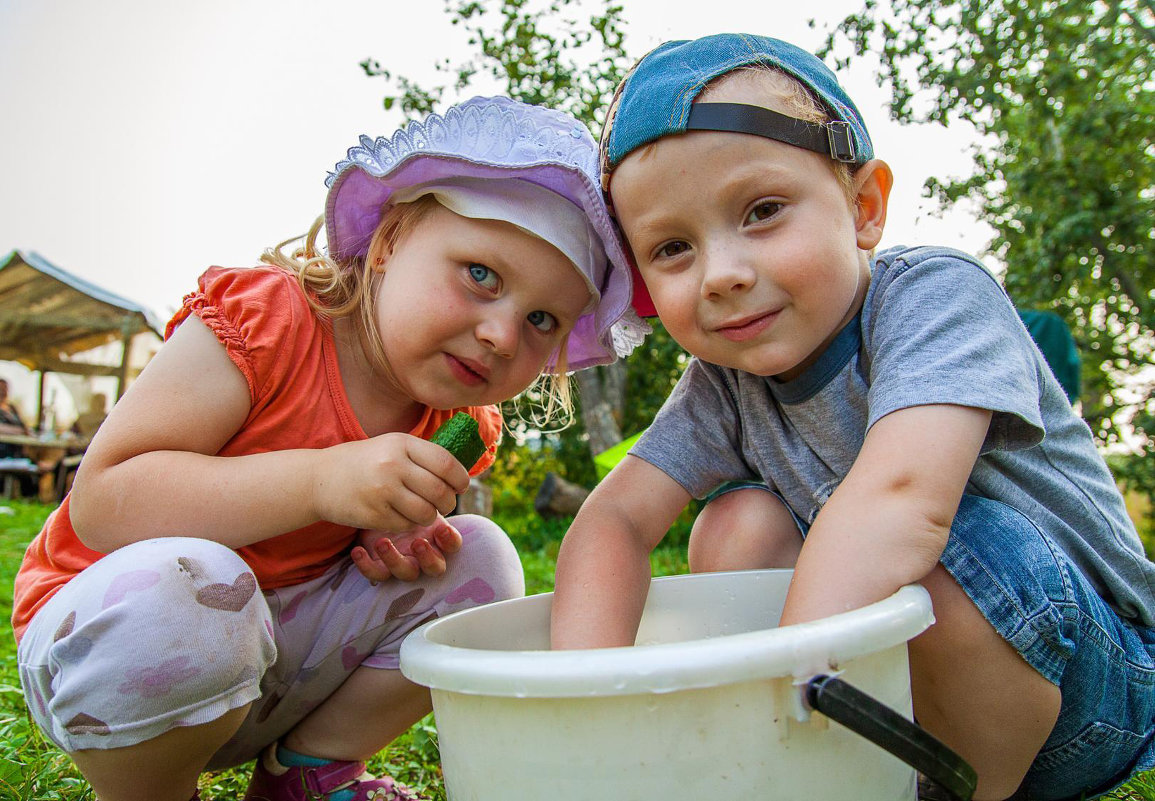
xmin=806 ymin=674 xmax=977 ymax=801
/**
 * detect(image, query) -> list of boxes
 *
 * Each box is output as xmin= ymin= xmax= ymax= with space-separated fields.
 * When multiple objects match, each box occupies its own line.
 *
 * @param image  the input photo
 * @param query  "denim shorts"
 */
xmin=936 ymin=494 xmax=1155 ymax=800
xmin=703 ymin=487 xmax=1155 ymax=799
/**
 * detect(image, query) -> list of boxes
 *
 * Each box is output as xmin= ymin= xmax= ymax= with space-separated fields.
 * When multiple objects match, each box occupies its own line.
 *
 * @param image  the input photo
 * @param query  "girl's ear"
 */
xmin=366 ymin=241 xmax=389 ymax=273
xmin=852 ymin=159 xmax=893 ymax=251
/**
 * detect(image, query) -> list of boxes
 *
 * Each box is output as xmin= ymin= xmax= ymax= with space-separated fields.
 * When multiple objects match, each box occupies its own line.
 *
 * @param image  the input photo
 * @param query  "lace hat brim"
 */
xmin=324 ymin=96 xmax=648 ymax=372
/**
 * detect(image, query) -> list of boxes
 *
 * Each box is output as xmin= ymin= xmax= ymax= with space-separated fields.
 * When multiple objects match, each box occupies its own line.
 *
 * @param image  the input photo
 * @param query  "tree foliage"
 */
xmin=821 ymin=0 xmax=1154 ymax=497
xmin=362 ymin=0 xmax=686 ymax=483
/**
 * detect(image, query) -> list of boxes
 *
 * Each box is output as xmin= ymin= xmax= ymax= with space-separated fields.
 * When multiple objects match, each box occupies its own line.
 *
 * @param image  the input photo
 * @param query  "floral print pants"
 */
xmin=17 ymin=515 xmax=525 ymax=768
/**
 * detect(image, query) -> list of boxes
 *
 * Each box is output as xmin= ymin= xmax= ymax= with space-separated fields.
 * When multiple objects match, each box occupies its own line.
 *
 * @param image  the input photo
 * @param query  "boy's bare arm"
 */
xmin=551 ymin=455 xmax=691 ymax=649
xmin=778 ymin=403 xmax=992 ymax=627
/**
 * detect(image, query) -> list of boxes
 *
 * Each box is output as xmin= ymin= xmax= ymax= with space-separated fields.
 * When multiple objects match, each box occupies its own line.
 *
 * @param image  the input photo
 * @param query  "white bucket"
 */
xmin=401 ymin=569 xmax=962 ymax=800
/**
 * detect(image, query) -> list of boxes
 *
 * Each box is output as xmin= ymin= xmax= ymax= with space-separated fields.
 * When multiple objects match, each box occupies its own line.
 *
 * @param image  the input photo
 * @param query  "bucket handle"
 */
xmin=806 ymin=674 xmax=977 ymax=801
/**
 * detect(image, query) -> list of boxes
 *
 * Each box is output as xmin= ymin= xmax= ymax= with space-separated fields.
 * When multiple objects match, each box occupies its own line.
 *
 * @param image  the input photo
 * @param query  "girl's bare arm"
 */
xmin=70 ymin=316 xmax=466 ymax=553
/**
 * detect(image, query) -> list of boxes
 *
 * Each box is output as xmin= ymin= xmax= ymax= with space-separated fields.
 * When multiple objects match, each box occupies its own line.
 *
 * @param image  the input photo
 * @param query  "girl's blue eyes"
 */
xmin=468 ymin=264 xmax=558 ymax=334
xmin=527 ymin=310 xmax=557 ymax=333
xmin=469 ymin=263 xmax=499 ymax=290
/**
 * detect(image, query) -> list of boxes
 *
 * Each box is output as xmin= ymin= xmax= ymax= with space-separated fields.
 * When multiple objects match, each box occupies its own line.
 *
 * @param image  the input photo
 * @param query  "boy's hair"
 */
xmin=703 ymin=65 xmax=859 ymax=206
xmin=261 ymin=198 xmax=576 ymax=426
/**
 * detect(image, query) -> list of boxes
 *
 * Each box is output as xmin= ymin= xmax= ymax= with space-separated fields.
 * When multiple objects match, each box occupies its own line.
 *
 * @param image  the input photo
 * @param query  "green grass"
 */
xmin=0 ymin=500 xmax=1152 ymax=800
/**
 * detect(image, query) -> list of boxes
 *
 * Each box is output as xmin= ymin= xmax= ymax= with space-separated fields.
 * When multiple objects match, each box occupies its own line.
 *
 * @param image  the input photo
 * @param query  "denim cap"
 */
xmin=602 ymin=33 xmax=874 ymax=173
xmin=600 ymin=34 xmax=875 ymax=317
xmin=325 ymin=95 xmax=648 ymax=371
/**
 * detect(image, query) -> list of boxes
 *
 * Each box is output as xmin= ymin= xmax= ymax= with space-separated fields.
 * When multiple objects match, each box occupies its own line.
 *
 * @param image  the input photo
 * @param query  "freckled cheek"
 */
xmin=645 ymin=270 xmax=698 ymax=309
xmin=774 ymin=243 xmax=844 ymax=299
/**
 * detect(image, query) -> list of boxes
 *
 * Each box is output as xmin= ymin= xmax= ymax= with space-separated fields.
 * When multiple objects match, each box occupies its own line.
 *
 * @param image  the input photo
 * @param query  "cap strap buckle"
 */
xmin=686 ymin=103 xmax=858 ymax=164
xmin=826 ymin=121 xmax=857 ymax=163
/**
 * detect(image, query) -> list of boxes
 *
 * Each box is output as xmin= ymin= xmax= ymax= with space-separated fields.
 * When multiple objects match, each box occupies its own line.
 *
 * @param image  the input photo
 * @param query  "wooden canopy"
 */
xmin=0 ymin=250 xmax=162 ymax=420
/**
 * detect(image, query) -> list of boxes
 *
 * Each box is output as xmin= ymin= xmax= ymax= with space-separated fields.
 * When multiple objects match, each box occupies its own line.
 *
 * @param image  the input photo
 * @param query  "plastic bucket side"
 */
xmin=399 ymin=570 xmax=938 ymax=801
xmin=431 ymin=646 xmax=917 ymax=800
xmin=401 ymin=570 xmax=933 ymax=696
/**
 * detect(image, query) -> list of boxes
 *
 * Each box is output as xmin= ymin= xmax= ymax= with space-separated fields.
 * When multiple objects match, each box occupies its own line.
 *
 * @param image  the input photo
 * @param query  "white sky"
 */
xmin=0 ymin=0 xmax=993 ymax=410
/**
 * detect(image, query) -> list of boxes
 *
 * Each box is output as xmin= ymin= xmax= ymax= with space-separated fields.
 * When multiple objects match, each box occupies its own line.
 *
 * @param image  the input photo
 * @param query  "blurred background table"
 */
xmin=0 ymin=432 xmax=91 ymax=501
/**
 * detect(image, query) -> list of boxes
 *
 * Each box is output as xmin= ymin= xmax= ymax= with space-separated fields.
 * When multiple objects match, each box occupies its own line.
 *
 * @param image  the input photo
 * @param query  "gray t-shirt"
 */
xmin=634 ymin=245 xmax=1155 ymax=625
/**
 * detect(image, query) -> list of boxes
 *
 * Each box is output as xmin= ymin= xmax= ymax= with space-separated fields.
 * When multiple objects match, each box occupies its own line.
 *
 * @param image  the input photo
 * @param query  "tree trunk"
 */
xmin=534 ymin=471 xmax=590 ymax=517
xmin=574 ymin=363 xmax=625 ymax=457
xmin=456 ymin=477 xmax=493 ymax=517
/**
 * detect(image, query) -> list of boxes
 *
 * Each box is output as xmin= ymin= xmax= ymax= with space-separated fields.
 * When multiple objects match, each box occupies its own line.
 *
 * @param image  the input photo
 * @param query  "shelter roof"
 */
xmin=0 ymin=250 xmax=162 ymax=373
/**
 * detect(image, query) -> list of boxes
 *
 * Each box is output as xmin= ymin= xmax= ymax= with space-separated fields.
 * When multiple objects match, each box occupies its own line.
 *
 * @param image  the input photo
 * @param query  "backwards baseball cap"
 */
xmin=325 ymin=96 xmax=648 ymax=372
xmin=599 ymin=34 xmax=875 ymax=317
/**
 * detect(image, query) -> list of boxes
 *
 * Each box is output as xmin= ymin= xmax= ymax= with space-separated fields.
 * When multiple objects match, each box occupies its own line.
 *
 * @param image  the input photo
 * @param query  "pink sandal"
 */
xmin=242 ymin=744 xmax=429 ymax=801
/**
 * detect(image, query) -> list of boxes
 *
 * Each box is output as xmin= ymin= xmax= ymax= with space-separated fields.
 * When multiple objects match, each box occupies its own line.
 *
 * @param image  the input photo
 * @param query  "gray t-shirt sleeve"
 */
xmin=864 ymin=250 xmax=1045 ymax=453
xmin=631 ymin=359 xmax=761 ymax=498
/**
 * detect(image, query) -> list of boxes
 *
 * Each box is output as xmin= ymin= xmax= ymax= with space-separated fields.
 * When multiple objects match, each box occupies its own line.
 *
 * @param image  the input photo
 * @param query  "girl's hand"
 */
xmin=351 ymin=517 xmax=464 ymax=583
xmin=313 ymin=432 xmax=470 ymax=532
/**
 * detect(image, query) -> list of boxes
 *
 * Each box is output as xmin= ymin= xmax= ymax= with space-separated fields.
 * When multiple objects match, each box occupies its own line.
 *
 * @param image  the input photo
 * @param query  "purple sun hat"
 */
xmin=324 ymin=96 xmax=648 ymax=372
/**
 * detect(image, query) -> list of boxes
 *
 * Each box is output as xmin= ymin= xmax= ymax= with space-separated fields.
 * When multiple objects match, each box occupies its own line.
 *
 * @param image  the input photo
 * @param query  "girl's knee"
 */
xmin=92 ymin=536 xmax=253 ymax=583
xmin=446 ymin=514 xmax=525 ymax=603
xmin=20 ymin=537 xmax=275 ymax=748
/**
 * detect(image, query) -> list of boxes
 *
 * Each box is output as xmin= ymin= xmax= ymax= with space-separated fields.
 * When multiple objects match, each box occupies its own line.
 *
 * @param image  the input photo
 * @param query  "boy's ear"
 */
xmin=852 ymin=159 xmax=893 ymax=251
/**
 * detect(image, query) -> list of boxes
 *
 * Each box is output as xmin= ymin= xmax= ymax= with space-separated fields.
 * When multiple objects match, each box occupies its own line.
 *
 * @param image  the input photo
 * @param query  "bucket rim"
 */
xmin=400 ymin=571 xmax=934 ymax=698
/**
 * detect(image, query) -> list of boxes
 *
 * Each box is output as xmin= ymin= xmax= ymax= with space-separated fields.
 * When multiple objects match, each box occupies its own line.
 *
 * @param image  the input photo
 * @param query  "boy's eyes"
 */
xmin=654 ymin=240 xmax=691 ymax=260
xmin=646 ymin=200 xmax=783 ymax=261
xmin=745 ymin=201 xmax=783 ymax=224
xmin=468 ymin=263 xmax=558 ymax=334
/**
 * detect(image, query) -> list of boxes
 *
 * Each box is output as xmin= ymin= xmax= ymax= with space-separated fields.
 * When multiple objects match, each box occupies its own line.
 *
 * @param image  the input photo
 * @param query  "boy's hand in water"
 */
xmin=351 ymin=516 xmax=464 ymax=583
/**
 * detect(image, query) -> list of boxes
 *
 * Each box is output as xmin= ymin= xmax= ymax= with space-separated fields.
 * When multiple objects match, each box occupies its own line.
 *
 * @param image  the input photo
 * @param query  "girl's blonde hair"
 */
xmin=261 ymin=198 xmax=576 ymax=427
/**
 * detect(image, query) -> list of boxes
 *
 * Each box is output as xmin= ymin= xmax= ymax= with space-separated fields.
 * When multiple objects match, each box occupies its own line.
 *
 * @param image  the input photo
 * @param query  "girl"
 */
xmin=13 ymin=95 xmax=644 ymax=801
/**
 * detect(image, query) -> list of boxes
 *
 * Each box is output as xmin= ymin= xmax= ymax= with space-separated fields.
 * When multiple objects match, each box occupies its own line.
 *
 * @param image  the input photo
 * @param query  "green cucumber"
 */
xmin=430 ymin=412 xmax=486 ymax=470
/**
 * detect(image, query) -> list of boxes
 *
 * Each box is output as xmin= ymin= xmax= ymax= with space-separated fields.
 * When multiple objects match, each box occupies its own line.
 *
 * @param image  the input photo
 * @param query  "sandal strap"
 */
xmin=300 ymin=759 xmax=370 ymax=794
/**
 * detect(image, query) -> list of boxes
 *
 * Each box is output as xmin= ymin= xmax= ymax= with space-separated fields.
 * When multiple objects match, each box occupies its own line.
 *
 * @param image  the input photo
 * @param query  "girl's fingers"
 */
xmin=408 ymin=438 xmax=472 ymax=495
xmin=374 ymin=537 xmax=421 ymax=581
xmin=351 ymin=545 xmax=392 ymax=583
xmin=411 ymin=538 xmax=447 ymax=577
xmin=431 ymin=521 xmax=463 ymax=555
xmin=388 ymin=482 xmax=451 ymax=528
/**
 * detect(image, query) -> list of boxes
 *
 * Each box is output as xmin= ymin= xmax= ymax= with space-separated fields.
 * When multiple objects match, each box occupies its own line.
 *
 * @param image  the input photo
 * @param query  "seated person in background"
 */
xmin=0 ymin=378 xmax=30 ymax=458
xmin=70 ymin=393 xmax=109 ymax=440
xmin=0 ymin=377 xmax=39 ymax=499
xmin=47 ymin=394 xmax=111 ymax=502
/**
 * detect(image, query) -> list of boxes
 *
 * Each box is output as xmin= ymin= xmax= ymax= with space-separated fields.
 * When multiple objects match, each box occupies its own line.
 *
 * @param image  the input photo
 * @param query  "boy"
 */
xmin=550 ymin=33 xmax=1155 ymax=801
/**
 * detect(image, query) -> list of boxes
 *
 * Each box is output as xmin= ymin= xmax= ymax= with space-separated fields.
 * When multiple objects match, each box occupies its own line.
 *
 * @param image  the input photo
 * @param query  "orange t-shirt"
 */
xmin=11 ymin=265 xmax=502 ymax=641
